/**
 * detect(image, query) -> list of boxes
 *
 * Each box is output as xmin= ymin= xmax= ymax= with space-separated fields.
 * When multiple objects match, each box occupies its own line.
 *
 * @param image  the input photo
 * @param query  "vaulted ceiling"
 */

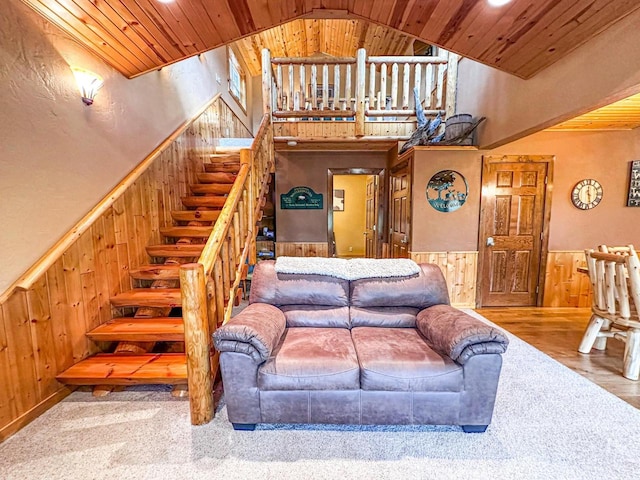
xmin=21 ymin=0 xmax=640 ymax=79
xmin=234 ymin=19 xmax=415 ymax=76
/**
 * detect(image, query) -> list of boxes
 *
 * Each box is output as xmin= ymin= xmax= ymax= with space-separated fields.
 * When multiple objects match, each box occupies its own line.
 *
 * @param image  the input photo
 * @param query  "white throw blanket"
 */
xmin=274 ymin=257 xmax=421 ymax=280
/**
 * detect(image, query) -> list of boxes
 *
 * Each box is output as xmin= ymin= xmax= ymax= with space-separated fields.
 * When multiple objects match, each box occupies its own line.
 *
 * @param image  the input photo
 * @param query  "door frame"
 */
xmin=476 ymin=155 xmax=554 ymax=307
xmin=328 ymin=168 xmax=387 ymax=258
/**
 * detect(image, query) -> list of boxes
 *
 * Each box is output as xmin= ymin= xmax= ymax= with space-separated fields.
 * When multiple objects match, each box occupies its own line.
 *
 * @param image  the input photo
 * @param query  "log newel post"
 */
xmin=445 ymin=53 xmax=460 ymax=119
xmin=180 ymin=262 xmax=214 ymax=425
xmin=262 ymin=49 xmax=272 ymax=119
xmin=355 ymin=48 xmax=366 ymax=137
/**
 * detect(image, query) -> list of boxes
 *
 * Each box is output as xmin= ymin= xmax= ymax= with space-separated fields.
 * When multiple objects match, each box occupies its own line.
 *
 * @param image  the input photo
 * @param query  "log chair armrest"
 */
xmin=416 ymin=304 xmax=509 ymax=365
xmin=213 ymin=303 xmax=286 ymax=363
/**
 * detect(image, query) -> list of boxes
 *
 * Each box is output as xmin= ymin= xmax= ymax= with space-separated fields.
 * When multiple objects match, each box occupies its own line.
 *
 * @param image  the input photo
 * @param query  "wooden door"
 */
xmin=390 ymin=162 xmax=411 ymax=258
xmin=365 ymin=175 xmax=378 ymax=257
xmin=478 ymin=156 xmax=553 ymax=307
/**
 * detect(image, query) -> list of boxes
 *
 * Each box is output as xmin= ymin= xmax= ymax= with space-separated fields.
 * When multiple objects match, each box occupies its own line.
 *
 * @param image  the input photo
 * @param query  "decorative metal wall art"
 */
xmin=426 ymin=170 xmax=468 ymax=212
xmin=627 ymin=161 xmax=640 ymax=207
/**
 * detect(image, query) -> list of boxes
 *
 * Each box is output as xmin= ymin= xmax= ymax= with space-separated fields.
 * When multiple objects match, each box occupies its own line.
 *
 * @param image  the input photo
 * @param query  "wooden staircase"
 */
xmin=57 ymin=149 xmax=242 ymax=389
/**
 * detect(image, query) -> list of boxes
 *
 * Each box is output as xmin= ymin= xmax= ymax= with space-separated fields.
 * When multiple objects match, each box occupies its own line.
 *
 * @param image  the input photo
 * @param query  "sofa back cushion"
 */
xmin=350 ymin=263 xmax=450 ymax=308
xmin=281 ymin=305 xmax=351 ymax=329
xmin=350 ymin=306 xmax=419 ymax=328
xmin=250 ymin=260 xmax=349 ymax=307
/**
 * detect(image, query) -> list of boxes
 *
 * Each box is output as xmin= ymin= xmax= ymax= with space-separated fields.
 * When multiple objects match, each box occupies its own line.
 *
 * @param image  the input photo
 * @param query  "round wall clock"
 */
xmin=571 ymin=179 xmax=603 ymax=210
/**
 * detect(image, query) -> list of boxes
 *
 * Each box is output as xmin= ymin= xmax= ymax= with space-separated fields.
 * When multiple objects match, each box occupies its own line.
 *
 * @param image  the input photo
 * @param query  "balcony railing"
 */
xmin=262 ymin=48 xmax=458 ymax=137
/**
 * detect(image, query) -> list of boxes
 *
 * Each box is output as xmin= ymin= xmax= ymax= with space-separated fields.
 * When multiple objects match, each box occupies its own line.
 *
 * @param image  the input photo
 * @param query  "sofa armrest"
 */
xmin=213 ymin=303 xmax=286 ymax=363
xmin=416 ymin=304 xmax=508 ymax=365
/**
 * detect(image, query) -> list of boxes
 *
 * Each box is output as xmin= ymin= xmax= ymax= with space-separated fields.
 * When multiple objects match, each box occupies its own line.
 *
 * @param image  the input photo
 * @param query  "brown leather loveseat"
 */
xmin=213 ymin=260 xmax=508 ymax=433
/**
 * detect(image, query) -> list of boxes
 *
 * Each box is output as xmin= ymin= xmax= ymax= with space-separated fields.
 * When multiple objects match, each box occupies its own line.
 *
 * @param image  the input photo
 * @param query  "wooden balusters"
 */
xmin=390 ymin=63 xmax=398 ymax=109
xmin=345 ymin=64 xmax=352 ymax=111
xmin=333 ymin=64 xmax=340 ymax=111
xmin=263 ymin=48 xmax=456 ymax=124
xmin=402 ymin=63 xmax=410 ymax=109
xmin=355 ymin=48 xmax=366 ymax=136
xmin=299 ymin=64 xmax=306 ymax=109
xmin=311 ymin=64 xmax=317 ymax=110
xmin=180 ymin=115 xmax=273 ymax=425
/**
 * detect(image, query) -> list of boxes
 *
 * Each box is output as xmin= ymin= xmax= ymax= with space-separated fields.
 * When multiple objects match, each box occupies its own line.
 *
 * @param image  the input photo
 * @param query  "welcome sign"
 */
xmin=280 ymin=186 xmax=323 ymax=209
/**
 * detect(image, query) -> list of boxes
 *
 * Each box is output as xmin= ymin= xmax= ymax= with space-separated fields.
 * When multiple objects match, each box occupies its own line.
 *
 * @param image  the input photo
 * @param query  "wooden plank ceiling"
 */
xmin=21 ymin=0 xmax=640 ymax=79
xmin=234 ymin=19 xmax=414 ymax=76
xmin=548 ymin=93 xmax=640 ymax=131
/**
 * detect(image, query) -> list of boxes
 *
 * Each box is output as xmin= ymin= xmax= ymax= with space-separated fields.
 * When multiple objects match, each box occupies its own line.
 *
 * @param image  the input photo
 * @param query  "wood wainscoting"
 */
xmin=274 ymin=121 xmax=415 ymax=140
xmin=543 ymin=251 xmax=592 ymax=308
xmin=0 ymin=95 xmax=250 ymax=442
xmin=275 ymin=242 xmax=329 ymax=257
xmin=410 ymin=252 xmax=478 ymax=308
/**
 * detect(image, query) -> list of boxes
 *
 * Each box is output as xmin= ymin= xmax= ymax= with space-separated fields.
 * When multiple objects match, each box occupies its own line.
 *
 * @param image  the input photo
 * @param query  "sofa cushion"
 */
xmin=350 ymin=306 xmax=419 ymax=328
xmin=350 ymin=263 xmax=450 ymax=308
xmin=351 ymin=327 xmax=463 ymax=392
xmin=280 ymin=305 xmax=350 ymax=328
xmin=250 ymin=261 xmax=349 ymax=307
xmin=258 ymin=327 xmax=360 ymax=390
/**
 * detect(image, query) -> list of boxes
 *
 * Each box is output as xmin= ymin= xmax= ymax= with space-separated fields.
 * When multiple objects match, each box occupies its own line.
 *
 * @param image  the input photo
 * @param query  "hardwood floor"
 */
xmin=477 ymin=307 xmax=640 ymax=409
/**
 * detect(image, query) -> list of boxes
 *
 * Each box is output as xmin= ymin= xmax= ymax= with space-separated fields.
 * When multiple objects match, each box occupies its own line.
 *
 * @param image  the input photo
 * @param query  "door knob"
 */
xmin=401 ymin=235 xmax=408 ymax=244
xmin=486 ymin=237 xmax=495 ymax=246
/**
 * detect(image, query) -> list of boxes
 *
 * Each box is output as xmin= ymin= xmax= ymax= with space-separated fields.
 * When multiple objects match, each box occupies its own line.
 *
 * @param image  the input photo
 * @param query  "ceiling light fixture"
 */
xmin=488 ymin=0 xmax=513 ymax=6
xmin=71 ymin=67 xmax=104 ymax=106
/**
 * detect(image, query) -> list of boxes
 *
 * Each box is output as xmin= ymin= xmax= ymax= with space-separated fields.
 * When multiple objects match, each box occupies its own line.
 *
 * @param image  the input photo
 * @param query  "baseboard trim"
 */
xmin=0 ymin=387 xmax=74 ymax=443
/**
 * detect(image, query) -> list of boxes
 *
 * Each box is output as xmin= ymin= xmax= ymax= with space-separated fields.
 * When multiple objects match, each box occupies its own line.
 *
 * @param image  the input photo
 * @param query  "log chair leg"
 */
xmin=578 ymin=314 xmax=605 ymax=354
xmin=623 ymin=328 xmax=640 ymax=381
xmin=594 ymin=319 xmax=611 ymax=351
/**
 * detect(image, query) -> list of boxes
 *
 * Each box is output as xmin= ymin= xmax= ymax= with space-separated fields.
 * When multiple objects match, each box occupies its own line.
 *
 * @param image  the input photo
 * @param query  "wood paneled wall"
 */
xmin=275 ymin=242 xmax=329 ymax=258
xmin=0 ymin=96 xmax=251 ymax=442
xmin=410 ymin=251 xmax=477 ymax=308
xmin=274 ymin=121 xmax=415 ymax=139
xmin=543 ymin=251 xmax=592 ymax=308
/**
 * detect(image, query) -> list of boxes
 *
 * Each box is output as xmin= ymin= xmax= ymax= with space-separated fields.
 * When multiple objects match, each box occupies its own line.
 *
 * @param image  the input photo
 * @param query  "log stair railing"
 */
xmin=57 ymin=116 xmax=274 ymax=425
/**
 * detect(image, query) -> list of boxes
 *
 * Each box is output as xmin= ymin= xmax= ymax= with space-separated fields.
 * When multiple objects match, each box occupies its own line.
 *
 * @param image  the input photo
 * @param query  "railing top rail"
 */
xmin=271 ymin=57 xmax=356 ymax=65
xmin=198 ymin=163 xmax=250 ymax=275
xmin=367 ymin=55 xmax=448 ymax=64
xmin=197 ymin=114 xmax=272 ymax=275
xmin=251 ymin=114 xmax=271 ymax=152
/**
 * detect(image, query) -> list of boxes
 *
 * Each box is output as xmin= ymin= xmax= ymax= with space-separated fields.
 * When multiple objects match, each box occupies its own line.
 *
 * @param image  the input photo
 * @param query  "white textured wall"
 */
xmin=456 ymin=8 xmax=640 ymax=149
xmin=0 ymin=0 xmax=253 ymax=294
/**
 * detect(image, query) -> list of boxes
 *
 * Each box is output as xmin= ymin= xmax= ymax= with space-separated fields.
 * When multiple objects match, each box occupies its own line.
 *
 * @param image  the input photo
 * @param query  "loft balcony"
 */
xmin=261 ymin=48 xmax=459 ymax=148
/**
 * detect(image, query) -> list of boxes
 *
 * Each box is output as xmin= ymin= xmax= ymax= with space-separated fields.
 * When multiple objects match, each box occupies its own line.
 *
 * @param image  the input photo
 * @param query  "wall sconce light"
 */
xmin=71 ymin=67 xmax=104 ymax=105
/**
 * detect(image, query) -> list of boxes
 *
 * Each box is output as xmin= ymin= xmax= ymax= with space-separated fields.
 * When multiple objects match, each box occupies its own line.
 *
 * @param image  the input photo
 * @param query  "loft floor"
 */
xmin=479 ymin=307 xmax=640 ymax=409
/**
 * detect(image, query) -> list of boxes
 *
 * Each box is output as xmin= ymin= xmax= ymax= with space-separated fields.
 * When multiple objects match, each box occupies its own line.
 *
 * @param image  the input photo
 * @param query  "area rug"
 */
xmin=1 ymin=311 xmax=639 ymax=480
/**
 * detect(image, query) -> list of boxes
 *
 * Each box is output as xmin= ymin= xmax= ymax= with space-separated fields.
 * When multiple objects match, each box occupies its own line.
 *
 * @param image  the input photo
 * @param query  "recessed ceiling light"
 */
xmin=488 ymin=0 xmax=512 ymax=6
xmin=157 ymin=0 xmax=175 ymax=4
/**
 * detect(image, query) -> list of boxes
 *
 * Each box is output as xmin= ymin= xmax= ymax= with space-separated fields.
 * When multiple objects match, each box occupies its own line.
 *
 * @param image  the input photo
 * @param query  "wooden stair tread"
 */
xmin=181 ymin=196 xmax=227 ymax=208
xmin=208 ymin=153 xmax=240 ymax=159
xmin=57 ymin=353 xmax=187 ymax=385
xmin=197 ymin=172 xmax=237 ymax=184
xmin=171 ymin=210 xmax=220 ymax=222
xmin=88 ymin=317 xmax=184 ymax=341
xmin=203 ymin=163 xmax=240 ymax=173
xmin=215 ymin=146 xmax=244 ymax=154
xmin=189 ymin=183 xmax=232 ymax=195
xmin=160 ymin=226 xmax=213 ymax=238
xmin=147 ymin=244 xmax=204 ymax=258
xmin=110 ymin=288 xmax=181 ymax=308
xmin=129 ymin=264 xmax=182 ymax=280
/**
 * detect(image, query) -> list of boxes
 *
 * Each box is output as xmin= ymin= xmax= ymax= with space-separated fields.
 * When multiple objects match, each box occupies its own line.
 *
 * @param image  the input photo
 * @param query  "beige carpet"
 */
xmin=1 ymin=312 xmax=639 ymax=479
